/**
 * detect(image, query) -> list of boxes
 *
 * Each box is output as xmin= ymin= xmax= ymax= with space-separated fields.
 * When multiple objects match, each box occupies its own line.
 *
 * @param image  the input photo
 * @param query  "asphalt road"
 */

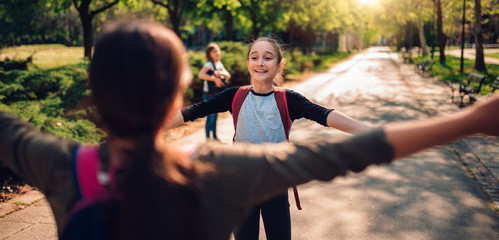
xmin=176 ymin=46 xmax=499 ymax=240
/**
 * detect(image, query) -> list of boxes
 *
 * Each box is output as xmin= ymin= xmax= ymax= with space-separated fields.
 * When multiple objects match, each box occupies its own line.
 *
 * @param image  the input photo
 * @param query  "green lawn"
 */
xmin=485 ymin=52 xmax=499 ymax=59
xmin=412 ymin=54 xmax=499 ymax=94
xmin=0 ymin=44 xmax=86 ymax=69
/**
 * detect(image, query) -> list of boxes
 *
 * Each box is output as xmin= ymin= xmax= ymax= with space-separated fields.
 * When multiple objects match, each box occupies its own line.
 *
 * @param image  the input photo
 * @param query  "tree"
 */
xmin=281 ymin=0 xmax=362 ymax=54
xmin=433 ymin=0 xmax=446 ymax=63
xmin=64 ymin=0 xmax=121 ymax=59
xmin=415 ymin=0 xmax=430 ymax=56
xmin=151 ymin=0 xmax=197 ymax=37
xmin=237 ymin=0 xmax=284 ymax=38
xmin=196 ymin=0 xmax=241 ymax=41
xmin=0 ymin=0 xmax=56 ymax=47
xmin=473 ymin=0 xmax=486 ymax=72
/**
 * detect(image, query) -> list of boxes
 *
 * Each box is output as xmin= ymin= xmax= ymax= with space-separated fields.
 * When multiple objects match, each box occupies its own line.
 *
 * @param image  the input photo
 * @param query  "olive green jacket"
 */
xmin=0 ymin=111 xmax=393 ymax=239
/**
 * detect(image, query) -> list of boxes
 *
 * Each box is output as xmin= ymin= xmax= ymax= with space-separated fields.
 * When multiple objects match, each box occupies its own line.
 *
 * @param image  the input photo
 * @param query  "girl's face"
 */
xmin=247 ymin=41 xmax=283 ymax=84
xmin=209 ymin=47 xmax=221 ymax=62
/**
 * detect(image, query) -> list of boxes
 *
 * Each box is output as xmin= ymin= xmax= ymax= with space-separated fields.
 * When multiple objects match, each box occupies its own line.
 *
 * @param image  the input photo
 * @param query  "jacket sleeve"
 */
xmin=196 ymin=128 xmax=394 ymax=209
xmin=0 ymin=111 xmax=79 ymax=228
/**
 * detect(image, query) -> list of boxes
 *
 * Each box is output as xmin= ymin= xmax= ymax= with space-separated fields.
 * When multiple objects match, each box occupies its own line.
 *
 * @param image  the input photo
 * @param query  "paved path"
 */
xmin=1 ymin=47 xmax=498 ymax=239
xmin=446 ymin=48 xmax=499 ymax=65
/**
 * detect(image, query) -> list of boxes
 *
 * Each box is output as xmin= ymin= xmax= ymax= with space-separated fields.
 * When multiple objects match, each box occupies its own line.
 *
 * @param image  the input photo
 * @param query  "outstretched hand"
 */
xmin=384 ymin=94 xmax=499 ymax=159
xmin=465 ymin=95 xmax=499 ymax=137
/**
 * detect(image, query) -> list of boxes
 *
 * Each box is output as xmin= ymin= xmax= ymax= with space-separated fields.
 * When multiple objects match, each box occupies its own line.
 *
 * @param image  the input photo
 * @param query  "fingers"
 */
xmin=215 ymin=78 xmax=225 ymax=87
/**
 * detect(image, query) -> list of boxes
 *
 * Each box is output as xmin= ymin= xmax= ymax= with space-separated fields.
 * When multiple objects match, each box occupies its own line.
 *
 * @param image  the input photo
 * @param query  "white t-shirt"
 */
xmin=234 ymin=91 xmax=288 ymax=144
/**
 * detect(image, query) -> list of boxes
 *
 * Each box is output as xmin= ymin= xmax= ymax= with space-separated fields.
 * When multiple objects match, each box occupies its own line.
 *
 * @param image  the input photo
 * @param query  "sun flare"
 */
xmin=358 ymin=0 xmax=378 ymax=5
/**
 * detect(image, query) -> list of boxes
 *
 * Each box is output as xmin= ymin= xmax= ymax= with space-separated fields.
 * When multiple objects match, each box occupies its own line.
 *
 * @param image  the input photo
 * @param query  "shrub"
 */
xmin=0 ymin=63 xmax=89 ymax=107
xmin=4 ymin=100 xmax=104 ymax=144
xmin=0 ymin=57 xmax=33 ymax=71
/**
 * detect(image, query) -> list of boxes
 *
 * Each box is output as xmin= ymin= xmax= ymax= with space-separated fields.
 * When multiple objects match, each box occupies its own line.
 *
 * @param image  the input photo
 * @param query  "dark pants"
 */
xmin=203 ymin=94 xmax=218 ymax=139
xmin=235 ymin=194 xmax=291 ymax=240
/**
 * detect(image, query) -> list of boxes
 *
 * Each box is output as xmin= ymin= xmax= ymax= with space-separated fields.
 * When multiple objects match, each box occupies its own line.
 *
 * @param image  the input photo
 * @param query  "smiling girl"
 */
xmin=170 ymin=36 xmax=371 ymax=240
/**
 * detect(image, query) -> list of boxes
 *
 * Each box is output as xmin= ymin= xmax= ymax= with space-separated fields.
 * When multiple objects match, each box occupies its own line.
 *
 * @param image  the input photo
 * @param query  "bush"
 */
xmin=4 ymin=100 xmax=104 ymax=144
xmin=0 ymin=63 xmax=89 ymax=106
xmin=0 ymin=56 xmax=33 ymax=71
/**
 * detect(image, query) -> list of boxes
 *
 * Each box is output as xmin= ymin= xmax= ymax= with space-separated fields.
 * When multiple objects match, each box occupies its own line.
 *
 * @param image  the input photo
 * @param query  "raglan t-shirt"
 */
xmin=182 ymin=87 xmax=334 ymax=143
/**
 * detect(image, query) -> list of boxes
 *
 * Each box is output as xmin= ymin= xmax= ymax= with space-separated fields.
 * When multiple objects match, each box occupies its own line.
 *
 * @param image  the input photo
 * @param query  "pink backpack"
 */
xmin=61 ymin=146 xmax=120 ymax=239
xmin=62 ymin=145 xmax=198 ymax=239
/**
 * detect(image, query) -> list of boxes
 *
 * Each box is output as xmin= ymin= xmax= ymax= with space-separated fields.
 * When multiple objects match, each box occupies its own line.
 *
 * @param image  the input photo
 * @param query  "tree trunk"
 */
xmin=416 ymin=12 xmax=429 ymax=56
xmin=289 ymin=19 xmax=296 ymax=52
xmin=170 ymin=12 xmax=182 ymax=37
xmin=78 ymin=3 xmax=93 ymax=60
xmin=251 ymin=12 xmax=259 ymax=38
xmin=473 ymin=0 xmax=486 ymax=72
xmin=435 ymin=0 xmax=446 ymax=63
xmin=306 ymin=24 xmax=314 ymax=54
xmin=224 ymin=8 xmax=233 ymax=41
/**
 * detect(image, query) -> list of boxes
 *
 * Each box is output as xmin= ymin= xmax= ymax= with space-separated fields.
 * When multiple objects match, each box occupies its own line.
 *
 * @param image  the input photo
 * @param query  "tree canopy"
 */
xmin=0 ymin=0 xmax=497 ymax=60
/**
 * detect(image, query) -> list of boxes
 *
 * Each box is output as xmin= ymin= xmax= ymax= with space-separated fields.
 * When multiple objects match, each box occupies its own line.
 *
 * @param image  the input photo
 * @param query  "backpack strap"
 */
xmin=232 ymin=85 xmax=253 ymax=141
xmin=211 ymin=61 xmax=218 ymax=71
xmin=71 ymin=146 xmax=104 ymax=200
xmin=273 ymin=87 xmax=301 ymax=210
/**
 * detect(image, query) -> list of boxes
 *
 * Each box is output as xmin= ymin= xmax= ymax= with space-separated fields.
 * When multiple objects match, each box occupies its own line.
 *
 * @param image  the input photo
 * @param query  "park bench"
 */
xmin=450 ymin=72 xmax=486 ymax=106
xmin=415 ymin=60 xmax=433 ymax=77
xmin=400 ymin=52 xmax=411 ymax=63
xmin=492 ymin=77 xmax=499 ymax=93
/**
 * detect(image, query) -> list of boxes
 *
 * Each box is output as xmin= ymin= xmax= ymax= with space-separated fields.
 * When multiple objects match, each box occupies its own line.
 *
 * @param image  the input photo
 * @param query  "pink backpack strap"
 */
xmin=71 ymin=146 xmax=104 ymax=200
xmin=232 ymin=85 xmax=253 ymax=141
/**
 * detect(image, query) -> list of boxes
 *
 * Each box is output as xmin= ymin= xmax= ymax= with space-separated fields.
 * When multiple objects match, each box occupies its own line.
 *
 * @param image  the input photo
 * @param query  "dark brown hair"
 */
xmin=205 ymin=42 xmax=220 ymax=62
xmin=246 ymin=36 xmax=283 ymax=64
xmin=89 ymin=20 xmax=207 ymax=239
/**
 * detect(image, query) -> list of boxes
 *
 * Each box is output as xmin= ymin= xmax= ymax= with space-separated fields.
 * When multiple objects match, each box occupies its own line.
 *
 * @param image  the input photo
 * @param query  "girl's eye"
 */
xmin=265 ymin=57 xmax=272 ymax=60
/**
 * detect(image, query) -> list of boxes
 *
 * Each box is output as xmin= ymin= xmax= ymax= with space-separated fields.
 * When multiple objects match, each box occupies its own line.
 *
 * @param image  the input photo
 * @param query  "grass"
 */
xmin=484 ymin=52 xmax=499 ymax=59
xmin=0 ymin=44 xmax=85 ymax=69
xmin=412 ymin=54 xmax=499 ymax=94
xmin=13 ymin=201 xmax=25 ymax=206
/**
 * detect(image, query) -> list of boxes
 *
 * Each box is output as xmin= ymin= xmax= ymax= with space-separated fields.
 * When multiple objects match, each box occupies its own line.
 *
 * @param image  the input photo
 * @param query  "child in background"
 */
xmin=198 ymin=43 xmax=231 ymax=141
xmin=1 ymin=20 xmax=499 ymax=240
